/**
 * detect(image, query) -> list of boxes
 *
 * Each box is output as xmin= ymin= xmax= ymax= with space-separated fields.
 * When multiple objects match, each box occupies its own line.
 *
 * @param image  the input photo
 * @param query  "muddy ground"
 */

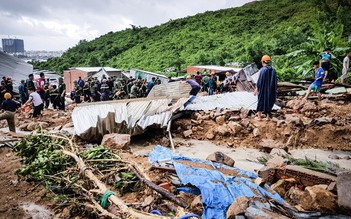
xmin=0 ymin=98 xmax=351 ymax=218
xmin=0 ymin=147 xmax=55 ymax=219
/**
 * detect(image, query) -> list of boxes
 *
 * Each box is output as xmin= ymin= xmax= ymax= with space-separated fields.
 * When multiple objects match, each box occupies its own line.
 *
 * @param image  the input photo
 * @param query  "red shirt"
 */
xmin=36 ymin=78 xmax=44 ymax=92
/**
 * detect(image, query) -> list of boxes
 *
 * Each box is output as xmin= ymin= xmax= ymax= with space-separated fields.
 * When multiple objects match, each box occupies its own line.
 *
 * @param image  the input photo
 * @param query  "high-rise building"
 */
xmin=2 ymin=38 xmax=25 ymax=53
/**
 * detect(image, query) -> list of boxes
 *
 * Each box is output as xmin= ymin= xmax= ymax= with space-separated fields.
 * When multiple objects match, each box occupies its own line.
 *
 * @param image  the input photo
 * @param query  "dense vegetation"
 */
xmin=33 ymin=0 xmax=351 ymax=81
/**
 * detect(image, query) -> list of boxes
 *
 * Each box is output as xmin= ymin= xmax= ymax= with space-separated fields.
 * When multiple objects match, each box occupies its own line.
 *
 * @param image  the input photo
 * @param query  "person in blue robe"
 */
xmin=254 ymin=55 xmax=277 ymax=121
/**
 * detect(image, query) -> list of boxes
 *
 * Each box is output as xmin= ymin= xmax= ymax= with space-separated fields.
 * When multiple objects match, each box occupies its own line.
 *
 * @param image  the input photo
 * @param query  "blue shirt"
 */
xmin=321 ymin=52 xmax=331 ymax=61
xmin=147 ymin=81 xmax=155 ymax=91
xmin=313 ymin=67 xmax=325 ymax=86
xmin=1 ymin=99 xmax=21 ymax=112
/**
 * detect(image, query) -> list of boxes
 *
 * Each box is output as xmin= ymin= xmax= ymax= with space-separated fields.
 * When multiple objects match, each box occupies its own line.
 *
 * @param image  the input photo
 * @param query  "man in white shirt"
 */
xmin=22 ymin=87 xmax=44 ymax=118
xmin=341 ymin=50 xmax=351 ymax=84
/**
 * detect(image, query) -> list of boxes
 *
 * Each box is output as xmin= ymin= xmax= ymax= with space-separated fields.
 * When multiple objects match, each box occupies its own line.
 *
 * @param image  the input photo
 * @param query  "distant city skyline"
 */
xmin=0 ymin=0 xmax=253 ymax=51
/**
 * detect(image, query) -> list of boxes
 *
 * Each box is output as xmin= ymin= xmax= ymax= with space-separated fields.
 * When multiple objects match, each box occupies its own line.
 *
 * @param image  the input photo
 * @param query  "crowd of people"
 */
xmin=69 ymin=75 xmax=163 ymax=104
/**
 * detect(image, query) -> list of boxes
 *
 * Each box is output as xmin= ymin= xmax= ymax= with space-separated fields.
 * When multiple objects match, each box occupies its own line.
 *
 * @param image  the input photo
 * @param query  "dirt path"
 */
xmin=131 ymin=138 xmax=351 ymax=173
xmin=0 ymin=147 xmax=55 ymax=219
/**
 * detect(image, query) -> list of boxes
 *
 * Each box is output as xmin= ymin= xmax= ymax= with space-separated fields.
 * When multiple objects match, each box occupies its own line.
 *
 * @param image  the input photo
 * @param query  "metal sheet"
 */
xmin=183 ymin=91 xmax=280 ymax=111
xmin=72 ymin=97 xmax=176 ymax=141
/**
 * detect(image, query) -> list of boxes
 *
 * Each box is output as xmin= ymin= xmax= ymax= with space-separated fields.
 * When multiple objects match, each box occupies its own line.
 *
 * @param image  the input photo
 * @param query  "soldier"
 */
xmin=71 ymin=80 xmax=82 ymax=104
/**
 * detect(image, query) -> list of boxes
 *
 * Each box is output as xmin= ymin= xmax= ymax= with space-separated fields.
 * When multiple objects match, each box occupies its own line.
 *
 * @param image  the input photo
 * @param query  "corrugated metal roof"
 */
xmin=147 ymin=81 xmax=191 ymax=99
xmin=183 ymin=91 xmax=280 ymax=111
xmin=72 ymin=97 xmax=176 ymax=141
xmin=70 ymin=67 xmax=121 ymax=73
xmin=192 ymin=65 xmax=242 ymax=72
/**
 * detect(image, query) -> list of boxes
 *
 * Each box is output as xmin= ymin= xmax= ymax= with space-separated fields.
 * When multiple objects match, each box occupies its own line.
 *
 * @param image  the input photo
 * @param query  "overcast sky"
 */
xmin=0 ymin=0 xmax=253 ymax=51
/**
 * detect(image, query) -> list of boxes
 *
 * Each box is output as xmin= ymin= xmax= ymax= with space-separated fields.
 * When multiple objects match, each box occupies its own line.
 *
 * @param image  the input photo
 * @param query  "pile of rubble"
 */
xmin=172 ymin=99 xmax=351 ymax=151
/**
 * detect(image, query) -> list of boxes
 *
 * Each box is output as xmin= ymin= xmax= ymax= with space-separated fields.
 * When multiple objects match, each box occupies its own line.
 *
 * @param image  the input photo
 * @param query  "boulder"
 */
xmin=215 ymin=116 xmax=226 ymax=125
xmin=205 ymin=130 xmax=215 ymax=140
xmin=300 ymin=185 xmax=337 ymax=213
xmin=214 ymin=125 xmax=230 ymax=136
xmin=227 ymin=196 xmax=250 ymax=218
xmin=183 ymin=130 xmax=193 ymax=138
xmin=253 ymin=128 xmax=260 ymax=137
xmin=337 ymin=171 xmax=351 ymax=214
xmin=206 ymin=151 xmax=235 ymax=167
xmin=240 ymin=118 xmax=250 ymax=127
xmin=101 ymin=133 xmax=131 ymax=150
xmin=266 ymin=155 xmax=287 ymax=168
xmin=227 ymin=122 xmax=242 ymax=134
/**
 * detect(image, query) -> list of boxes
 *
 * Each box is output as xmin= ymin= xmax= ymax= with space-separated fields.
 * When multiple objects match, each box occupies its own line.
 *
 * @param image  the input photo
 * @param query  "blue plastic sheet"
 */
xmin=147 ymin=146 xmax=284 ymax=219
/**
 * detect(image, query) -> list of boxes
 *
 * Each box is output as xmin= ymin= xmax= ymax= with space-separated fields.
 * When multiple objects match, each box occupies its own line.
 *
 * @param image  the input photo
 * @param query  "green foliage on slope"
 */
xmin=33 ymin=0 xmax=351 ymax=81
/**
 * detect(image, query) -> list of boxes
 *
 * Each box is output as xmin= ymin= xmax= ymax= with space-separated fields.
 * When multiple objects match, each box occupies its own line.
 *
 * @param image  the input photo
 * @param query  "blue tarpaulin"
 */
xmin=147 ymin=145 xmax=284 ymax=219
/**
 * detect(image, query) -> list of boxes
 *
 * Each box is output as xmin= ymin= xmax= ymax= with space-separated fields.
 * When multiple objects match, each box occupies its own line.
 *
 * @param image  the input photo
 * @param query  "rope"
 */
xmin=100 ymin=190 xmax=116 ymax=209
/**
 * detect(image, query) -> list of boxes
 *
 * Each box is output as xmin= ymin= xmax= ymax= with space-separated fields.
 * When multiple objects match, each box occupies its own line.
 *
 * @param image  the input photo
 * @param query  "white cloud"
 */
xmin=0 ymin=0 xmax=253 ymax=50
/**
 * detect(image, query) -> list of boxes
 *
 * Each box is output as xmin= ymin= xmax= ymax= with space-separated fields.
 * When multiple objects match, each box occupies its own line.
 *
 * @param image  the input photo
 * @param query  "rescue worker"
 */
xmin=83 ymin=81 xmax=92 ymax=102
xmin=23 ymin=87 xmax=44 ymax=118
xmin=129 ymin=82 xmax=139 ymax=98
xmin=185 ymin=75 xmax=201 ymax=96
xmin=0 ymin=93 xmax=21 ymax=132
xmin=43 ymin=82 xmax=50 ymax=108
xmin=58 ymin=77 xmax=66 ymax=110
xmin=100 ymin=79 xmax=110 ymax=101
xmin=49 ymin=85 xmax=60 ymax=109
xmin=71 ymin=80 xmax=82 ymax=104
xmin=91 ymin=81 xmax=101 ymax=102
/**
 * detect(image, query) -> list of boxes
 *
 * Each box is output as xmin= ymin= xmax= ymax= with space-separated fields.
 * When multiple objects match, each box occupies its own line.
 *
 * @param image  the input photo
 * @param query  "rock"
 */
xmin=287 ymin=186 xmax=305 ymax=205
xmin=206 ymin=151 xmax=235 ymax=167
xmin=199 ymin=115 xmax=210 ymax=120
xmin=214 ymin=125 xmax=230 ymax=136
xmin=328 ymin=154 xmax=340 ymax=160
xmin=276 ymin=120 xmax=285 ymax=127
xmin=26 ymin=122 xmax=49 ymax=131
xmin=301 ymin=101 xmax=317 ymax=112
xmin=228 ymin=116 xmax=241 ymax=121
xmin=314 ymin=117 xmax=336 ymax=125
xmin=205 ymin=130 xmax=215 ymax=140
xmin=300 ymin=185 xmax=337 ymax=213
xmin=343 ymin=155 xmax=351 ymax=160
xmin=240 ymin=108 xmax=249 ymax=118
xmin=160 ymin=137 xmax=169 ymax=147
xmin=215 ymin=116 xmax=225 ymax=125
xmin=227 ymin=196 xmax=250 ymax=218
xmin=253 ymin=128 xmax=260 ymax=137
xmin=266 ymin=155 xmax=287 ymax=168
xmin=183 ymin=130 xmax=193 ymax=138
xmin=227 ymin=122 xmax=242 ymax=134
xmin=271 ymin=178 xmax=296 ymax=197
xmin=240 ymin=118 xmax=250 ymax=127
xmin=101 ymin=133 xmax=131 ymax=150
xmin=190 ymin=195 xmax=202 ymax=215
xmin=270 ymin=148 xmax=288 ymax=156
xmin=337 ymin=171 xmax=351 ymax=214
xmin=227 ymin=142 xmax=234 ymax=147
xmin=285 ymin=114 xmax=301 ymax=126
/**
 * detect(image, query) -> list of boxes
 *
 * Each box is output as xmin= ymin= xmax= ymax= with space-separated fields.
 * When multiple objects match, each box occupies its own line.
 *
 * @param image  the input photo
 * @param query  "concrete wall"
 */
xmin=63 ymin=69 xmax=88 ymax=92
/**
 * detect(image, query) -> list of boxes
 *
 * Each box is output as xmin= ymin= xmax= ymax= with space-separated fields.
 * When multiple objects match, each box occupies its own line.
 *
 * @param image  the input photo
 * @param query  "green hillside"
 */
xmin=34 ymin=0 xmax=351 ymax=81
